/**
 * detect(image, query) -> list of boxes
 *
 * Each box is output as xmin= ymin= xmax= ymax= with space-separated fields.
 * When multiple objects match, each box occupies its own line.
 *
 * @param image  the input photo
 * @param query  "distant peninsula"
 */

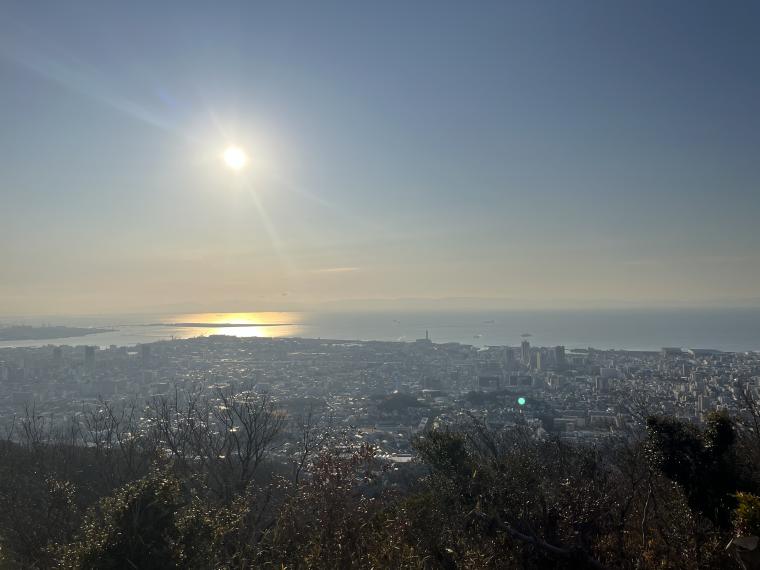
xmin=0 ymin=325 xmax=113 ymax=341
xmin=144 ymin=322 xmax=292 ymax=328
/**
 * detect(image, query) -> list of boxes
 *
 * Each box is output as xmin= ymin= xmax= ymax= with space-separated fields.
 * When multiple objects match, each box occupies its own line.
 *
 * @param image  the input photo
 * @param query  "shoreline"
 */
xmin=0 ymin=326 xmax=115 ymax=342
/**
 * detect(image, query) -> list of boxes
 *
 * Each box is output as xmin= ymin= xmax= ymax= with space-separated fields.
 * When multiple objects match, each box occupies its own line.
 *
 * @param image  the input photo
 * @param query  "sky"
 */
xmin=1 ymin=1 xmax=760 ymax=315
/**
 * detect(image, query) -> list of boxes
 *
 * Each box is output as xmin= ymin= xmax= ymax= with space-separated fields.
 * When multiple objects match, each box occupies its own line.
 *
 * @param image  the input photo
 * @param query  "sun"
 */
xmin=222 ymin=146 xmax=248 ymax=171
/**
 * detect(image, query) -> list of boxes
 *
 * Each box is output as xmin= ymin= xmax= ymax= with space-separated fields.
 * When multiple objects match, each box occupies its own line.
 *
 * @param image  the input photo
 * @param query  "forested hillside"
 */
xmin=1 ymin=390 xmax=760 ymax=569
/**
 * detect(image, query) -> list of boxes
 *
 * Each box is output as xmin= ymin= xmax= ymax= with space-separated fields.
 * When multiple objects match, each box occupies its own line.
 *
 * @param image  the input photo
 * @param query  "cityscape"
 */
xmin=3 ymin=0 xmax=760 ymax=567
xmin=1 ymin=333 xmax=757 ymax=457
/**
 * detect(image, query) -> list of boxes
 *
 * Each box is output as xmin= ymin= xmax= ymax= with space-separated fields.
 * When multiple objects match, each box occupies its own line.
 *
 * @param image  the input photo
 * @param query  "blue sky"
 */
xmin=1 ymin=1 xmax=759 ymax=314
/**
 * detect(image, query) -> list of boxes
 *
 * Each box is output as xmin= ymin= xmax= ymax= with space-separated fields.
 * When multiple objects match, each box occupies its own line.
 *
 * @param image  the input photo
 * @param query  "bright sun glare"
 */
xmin=222 ymin=146 xmax=248 ymax=171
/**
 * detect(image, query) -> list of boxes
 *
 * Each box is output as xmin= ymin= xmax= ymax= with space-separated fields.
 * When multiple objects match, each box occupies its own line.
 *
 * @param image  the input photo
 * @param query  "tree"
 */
xmin=57 ymin=469 xmax=183 ymax=569
xmin=646 ymin=412 xmax=747 ymax=529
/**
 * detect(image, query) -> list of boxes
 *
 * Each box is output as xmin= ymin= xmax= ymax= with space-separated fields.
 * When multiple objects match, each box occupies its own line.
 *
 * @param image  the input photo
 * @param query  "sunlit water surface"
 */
xmin=2 ymin=309 xmax=760 ymax=352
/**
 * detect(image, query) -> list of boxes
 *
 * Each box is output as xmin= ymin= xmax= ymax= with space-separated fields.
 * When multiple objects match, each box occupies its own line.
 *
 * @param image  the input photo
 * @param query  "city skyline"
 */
xmin=2 ymin=1 xmax=760 ymax=315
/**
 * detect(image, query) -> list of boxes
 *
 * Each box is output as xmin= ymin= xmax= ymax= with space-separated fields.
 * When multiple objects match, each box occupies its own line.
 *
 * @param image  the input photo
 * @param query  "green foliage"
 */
xmin=646 ymin=411 xmax=746 ymax=528
xmin=0 ymin=442 xmax=83 ymax=567
xmin=0 ymin=408 xmax=755 ymax=569
xmin=704 ymin=410 xmax=736 ymax=453
xmin=645 ymin=416 xmax=703 ymax=485
xmin=414 ymin=429 xmax=472 ymax=480
xmin=734 ymin=492 xmax=760 ymax=537
xmin=57 ymin=468 xmax=183 ymax=569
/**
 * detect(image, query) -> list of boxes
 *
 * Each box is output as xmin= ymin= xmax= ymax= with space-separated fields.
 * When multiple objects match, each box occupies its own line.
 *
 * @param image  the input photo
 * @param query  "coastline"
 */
xmin=0 ymin=325 xmax=115 ymax=342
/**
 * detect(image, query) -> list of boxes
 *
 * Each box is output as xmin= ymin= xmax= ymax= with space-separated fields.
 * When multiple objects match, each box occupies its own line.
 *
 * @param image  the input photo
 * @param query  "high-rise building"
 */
xmin=504 ymin=347 xmax=515 ymax=369
xmin=477 ymin=361 xmax=503 ymax=392
xmin=600 ymin=367 xmax=618 ymax=380
xmin=521 ymin=340 xmax=531 ymax=365
xmin=84 ymin=346 xmax=96 ymax=373
xmin=553 ymin=346 xmax=566 ymax=368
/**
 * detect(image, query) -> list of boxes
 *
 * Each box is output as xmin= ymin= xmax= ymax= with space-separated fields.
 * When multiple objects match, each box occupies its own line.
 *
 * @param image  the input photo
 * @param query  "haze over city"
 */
xmin=2 ymin=1 xmax=760 ymax=316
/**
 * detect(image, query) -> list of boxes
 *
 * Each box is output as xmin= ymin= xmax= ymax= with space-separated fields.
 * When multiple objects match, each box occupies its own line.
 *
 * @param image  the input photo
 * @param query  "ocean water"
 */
xmin=1 ymin=309 xmax=760 ymax=352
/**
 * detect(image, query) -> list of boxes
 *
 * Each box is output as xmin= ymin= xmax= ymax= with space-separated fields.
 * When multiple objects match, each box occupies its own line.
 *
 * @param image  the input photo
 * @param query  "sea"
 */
xmin=2 ymin=308 xmax=760 ymax=353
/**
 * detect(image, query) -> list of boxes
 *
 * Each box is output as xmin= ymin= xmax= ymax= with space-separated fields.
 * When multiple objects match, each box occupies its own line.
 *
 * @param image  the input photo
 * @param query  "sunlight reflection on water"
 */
xmin=159 ymin=312 xmax=306 ymax=339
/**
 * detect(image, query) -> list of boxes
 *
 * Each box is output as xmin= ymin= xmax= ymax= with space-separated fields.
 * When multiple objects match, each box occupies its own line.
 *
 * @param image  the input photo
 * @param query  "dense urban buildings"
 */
xmin=2 ymin=334 xmax=758 ymax=460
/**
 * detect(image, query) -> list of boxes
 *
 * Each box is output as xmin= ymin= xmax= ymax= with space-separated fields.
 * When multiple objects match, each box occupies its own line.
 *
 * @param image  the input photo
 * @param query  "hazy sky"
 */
xmin=2 ymin=1 xmax=760 ymax=315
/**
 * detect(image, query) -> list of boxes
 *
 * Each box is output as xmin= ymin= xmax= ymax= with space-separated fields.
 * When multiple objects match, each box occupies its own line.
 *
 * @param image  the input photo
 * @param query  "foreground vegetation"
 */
xmin=2 ymin=388 xmax=760 ymax=569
